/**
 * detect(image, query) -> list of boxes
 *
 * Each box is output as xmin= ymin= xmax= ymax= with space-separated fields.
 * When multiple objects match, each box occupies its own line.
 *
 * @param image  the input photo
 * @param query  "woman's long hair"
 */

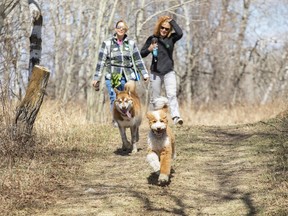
xmin=153 ymin=16 xmax=172 ymax=37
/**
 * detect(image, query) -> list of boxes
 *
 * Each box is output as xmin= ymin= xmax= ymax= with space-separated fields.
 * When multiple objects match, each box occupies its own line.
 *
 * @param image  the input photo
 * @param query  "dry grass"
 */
xmin=179 ymin=101 xmax=288 ymax=126
xmin=0 ymin=99 xmax=287 ymax=215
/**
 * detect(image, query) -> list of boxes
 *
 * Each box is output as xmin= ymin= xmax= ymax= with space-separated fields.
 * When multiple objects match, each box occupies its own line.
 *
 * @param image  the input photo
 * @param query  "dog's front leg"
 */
xmin=130 ymin=126 xmax=138 ymax=153
xmin=118 ymin=126 xmax=130 ymax=151
xmin=158 ymin=147 xmax=172 ymax=184
xmin=146 ymin=151 xmax=160 ymax=172
xmin=136 ymin=126 xmax=139 ymax=142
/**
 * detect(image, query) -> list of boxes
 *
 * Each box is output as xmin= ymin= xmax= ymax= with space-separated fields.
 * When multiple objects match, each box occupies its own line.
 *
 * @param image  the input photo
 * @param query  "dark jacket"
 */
xmin=140 ymin=20 xmax=183 ymax=75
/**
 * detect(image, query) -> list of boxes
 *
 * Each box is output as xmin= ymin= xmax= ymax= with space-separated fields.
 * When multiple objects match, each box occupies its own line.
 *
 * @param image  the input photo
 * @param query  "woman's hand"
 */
xmin=143 ymin=77 xmax=150 ymax=83
xmin=148 ymin=43 xmax=157 ymax=52
xmin=92 ymin=80 xmax=100 ymax=91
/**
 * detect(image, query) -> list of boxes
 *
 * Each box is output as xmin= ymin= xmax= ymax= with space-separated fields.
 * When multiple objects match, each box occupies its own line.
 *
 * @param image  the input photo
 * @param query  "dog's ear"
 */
xmin=163 ymin=112 xmax=167 ymax=119
xmin=159 ymin=110 xmax=168 ymax=122
xmin=146 ymin=112 xmax=153 ymax=120
xmin=125 ymin=86 xmax=130 ymax=92
xmin=123 ymin=85 xmax=131 ymax=96
xmin=162 ymin=105 xmax=169 ymax=113
xmin=114 ymin=88 xmax=119 ymax=95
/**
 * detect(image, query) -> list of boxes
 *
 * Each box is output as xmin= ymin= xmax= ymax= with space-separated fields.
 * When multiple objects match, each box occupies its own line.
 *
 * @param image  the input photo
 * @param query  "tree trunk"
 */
xmin=29 ymin=15 xmax=43 ymax=78
xmin=27 ymin=0 xmax=43 ymax=80
xmin=14 ymin=65 xmax=50 ymax=137
xmin=231 ymin=0 xmax=251 ymax=105
xmin=86 ymin=0 xmax=111 ymax=122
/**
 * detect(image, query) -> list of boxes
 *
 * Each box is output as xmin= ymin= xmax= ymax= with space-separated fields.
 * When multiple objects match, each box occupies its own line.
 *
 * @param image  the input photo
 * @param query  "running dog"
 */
xmin=113 ymin=80 xmax=142 ymax=154
xmin=146 ymin=97 xmax=176 ymax=185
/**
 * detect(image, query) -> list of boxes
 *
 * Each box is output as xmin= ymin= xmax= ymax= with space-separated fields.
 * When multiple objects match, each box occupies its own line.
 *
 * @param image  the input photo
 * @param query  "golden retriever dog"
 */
xmin=113 ymin=80 xmax=142 ymax=154
xmin=146 ymin=97 xmax=176 ymax=185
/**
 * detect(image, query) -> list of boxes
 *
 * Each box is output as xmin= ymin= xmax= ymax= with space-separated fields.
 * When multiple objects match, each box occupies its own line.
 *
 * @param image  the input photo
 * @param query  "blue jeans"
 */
xmin=105 ymin=76 xmax=126 ymax=111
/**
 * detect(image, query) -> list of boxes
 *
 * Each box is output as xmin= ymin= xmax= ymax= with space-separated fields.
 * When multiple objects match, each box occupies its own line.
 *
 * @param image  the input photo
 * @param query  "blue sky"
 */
xmin=247 ymin=0 xmax=288 ymax=47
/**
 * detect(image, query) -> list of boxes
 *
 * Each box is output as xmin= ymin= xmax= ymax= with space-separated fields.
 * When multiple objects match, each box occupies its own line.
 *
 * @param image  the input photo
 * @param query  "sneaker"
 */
xmin=173 ymin=117 xmax=183 ymax=125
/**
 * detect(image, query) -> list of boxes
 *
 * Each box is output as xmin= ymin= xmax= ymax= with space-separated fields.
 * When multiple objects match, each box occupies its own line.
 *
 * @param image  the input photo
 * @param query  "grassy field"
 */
xmin=0 ymin=100 xmax=287 ymax=215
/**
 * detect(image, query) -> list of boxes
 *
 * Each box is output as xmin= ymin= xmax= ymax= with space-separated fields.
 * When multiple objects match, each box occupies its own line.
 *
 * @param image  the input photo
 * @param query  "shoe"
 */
xmin=173 ymin=117 xmax=183 ymax=125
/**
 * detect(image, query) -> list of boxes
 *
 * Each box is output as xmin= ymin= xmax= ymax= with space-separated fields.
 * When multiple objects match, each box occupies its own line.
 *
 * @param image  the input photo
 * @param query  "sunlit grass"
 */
xmin=180 ymin=100 xmax=288 ymax=126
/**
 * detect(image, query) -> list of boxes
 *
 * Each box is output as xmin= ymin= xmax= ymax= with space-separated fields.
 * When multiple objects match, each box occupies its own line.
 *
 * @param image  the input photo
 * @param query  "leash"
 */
xmin=129 ymin=41 xmax=149 ymax=92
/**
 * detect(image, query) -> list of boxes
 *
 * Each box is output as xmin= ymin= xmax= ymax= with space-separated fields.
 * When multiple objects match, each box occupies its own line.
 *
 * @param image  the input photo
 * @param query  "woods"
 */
xmin=1 ymin=0 xmax=288 ymax=120
xmin=0 ymin=1 xmax=288 ymax=215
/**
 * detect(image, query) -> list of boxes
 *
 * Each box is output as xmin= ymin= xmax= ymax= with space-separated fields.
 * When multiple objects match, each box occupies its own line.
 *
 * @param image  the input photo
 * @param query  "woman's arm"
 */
xmin=94 ymin=41 xmax=108 ymax=81
xmin=140 ymin=36 xmax=154 ymax=58
xmin=170 ymin=19 xmax=183 ymax=42
xmin=132 ymin=42 xmax=149 ymax=80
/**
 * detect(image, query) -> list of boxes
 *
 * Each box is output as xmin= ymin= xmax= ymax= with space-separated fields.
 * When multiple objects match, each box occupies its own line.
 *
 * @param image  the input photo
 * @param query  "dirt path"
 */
xmin=35 ymin=124 xmax=270 ymax=216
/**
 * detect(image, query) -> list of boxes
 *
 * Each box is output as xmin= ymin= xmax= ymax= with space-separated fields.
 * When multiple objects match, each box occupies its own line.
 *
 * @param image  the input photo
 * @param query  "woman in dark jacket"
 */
xmin=141 ymin=16 xmax=183 ymax=125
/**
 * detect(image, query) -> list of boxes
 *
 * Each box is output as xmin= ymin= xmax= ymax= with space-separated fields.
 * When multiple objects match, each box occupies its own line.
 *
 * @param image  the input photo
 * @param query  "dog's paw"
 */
xmin=131 ymin=148 xmax=138 ymax=154
xmin=154 ymin=170 xmax=160 ymax=176
xmin=158 ymin=173 xmax=169 ymax=185
xmin=122 ymin=147 xmax=129 ymax=152
xmin=122 ymin=142 xmax=131 ymax=150
xmin=130 ymin=143 xmax=138 ymax=154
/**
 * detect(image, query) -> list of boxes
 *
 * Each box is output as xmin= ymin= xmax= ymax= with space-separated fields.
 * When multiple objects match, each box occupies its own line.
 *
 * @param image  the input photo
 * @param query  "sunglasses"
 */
xmin=160 ymin=26 xmax=170 ymax=31
xmin=116 ymin=26 xmax=126 ymax=30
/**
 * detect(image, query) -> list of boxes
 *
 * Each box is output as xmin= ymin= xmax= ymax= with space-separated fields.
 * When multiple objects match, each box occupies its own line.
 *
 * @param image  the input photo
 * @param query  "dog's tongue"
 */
xmin=126 ymin=110 xmax=131 ymax=118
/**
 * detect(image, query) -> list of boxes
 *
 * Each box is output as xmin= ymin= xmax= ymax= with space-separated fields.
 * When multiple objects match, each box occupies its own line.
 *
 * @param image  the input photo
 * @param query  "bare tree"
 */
xmin=0 ymin=0 xmax=31 ymax=100
xmin=4 ymin=0 xmax=287 ymax=123
xmin=0 ymin=0 xmax=19 ymax=32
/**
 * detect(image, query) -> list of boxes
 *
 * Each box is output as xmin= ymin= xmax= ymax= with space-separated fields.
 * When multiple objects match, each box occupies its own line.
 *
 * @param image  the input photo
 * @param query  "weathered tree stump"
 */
xmin=14 ymin=65 xmax=50 ymax=137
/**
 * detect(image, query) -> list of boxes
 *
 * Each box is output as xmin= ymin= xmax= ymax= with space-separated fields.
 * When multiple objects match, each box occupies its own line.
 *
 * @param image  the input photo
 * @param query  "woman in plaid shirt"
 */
xmin=92 ymin=20 xmax=149 ymax=125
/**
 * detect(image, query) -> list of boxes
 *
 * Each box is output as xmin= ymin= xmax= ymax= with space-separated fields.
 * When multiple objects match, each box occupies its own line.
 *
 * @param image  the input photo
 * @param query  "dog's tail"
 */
xmin=124 ymin=80 xmax=136 ymax=93
xmin=152 ymin=96 xmax=169 ymax=112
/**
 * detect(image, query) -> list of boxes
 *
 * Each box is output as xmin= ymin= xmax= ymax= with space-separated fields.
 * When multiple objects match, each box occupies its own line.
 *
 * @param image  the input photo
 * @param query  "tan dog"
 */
xmin=146 ymin=97 xmax=175 ymax=184
xmin=113 ymin=80 xmax=142 ymax=153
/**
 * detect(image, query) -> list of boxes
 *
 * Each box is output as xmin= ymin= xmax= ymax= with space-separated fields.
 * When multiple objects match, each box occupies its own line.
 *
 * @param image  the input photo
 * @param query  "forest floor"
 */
xmin=30 ymin=119 xmax=287 ymax=216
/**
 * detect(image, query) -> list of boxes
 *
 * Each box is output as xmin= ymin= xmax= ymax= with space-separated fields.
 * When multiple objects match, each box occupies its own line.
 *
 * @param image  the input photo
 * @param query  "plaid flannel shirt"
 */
xmin=94 ymin=34 xmax=149 ymax=81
